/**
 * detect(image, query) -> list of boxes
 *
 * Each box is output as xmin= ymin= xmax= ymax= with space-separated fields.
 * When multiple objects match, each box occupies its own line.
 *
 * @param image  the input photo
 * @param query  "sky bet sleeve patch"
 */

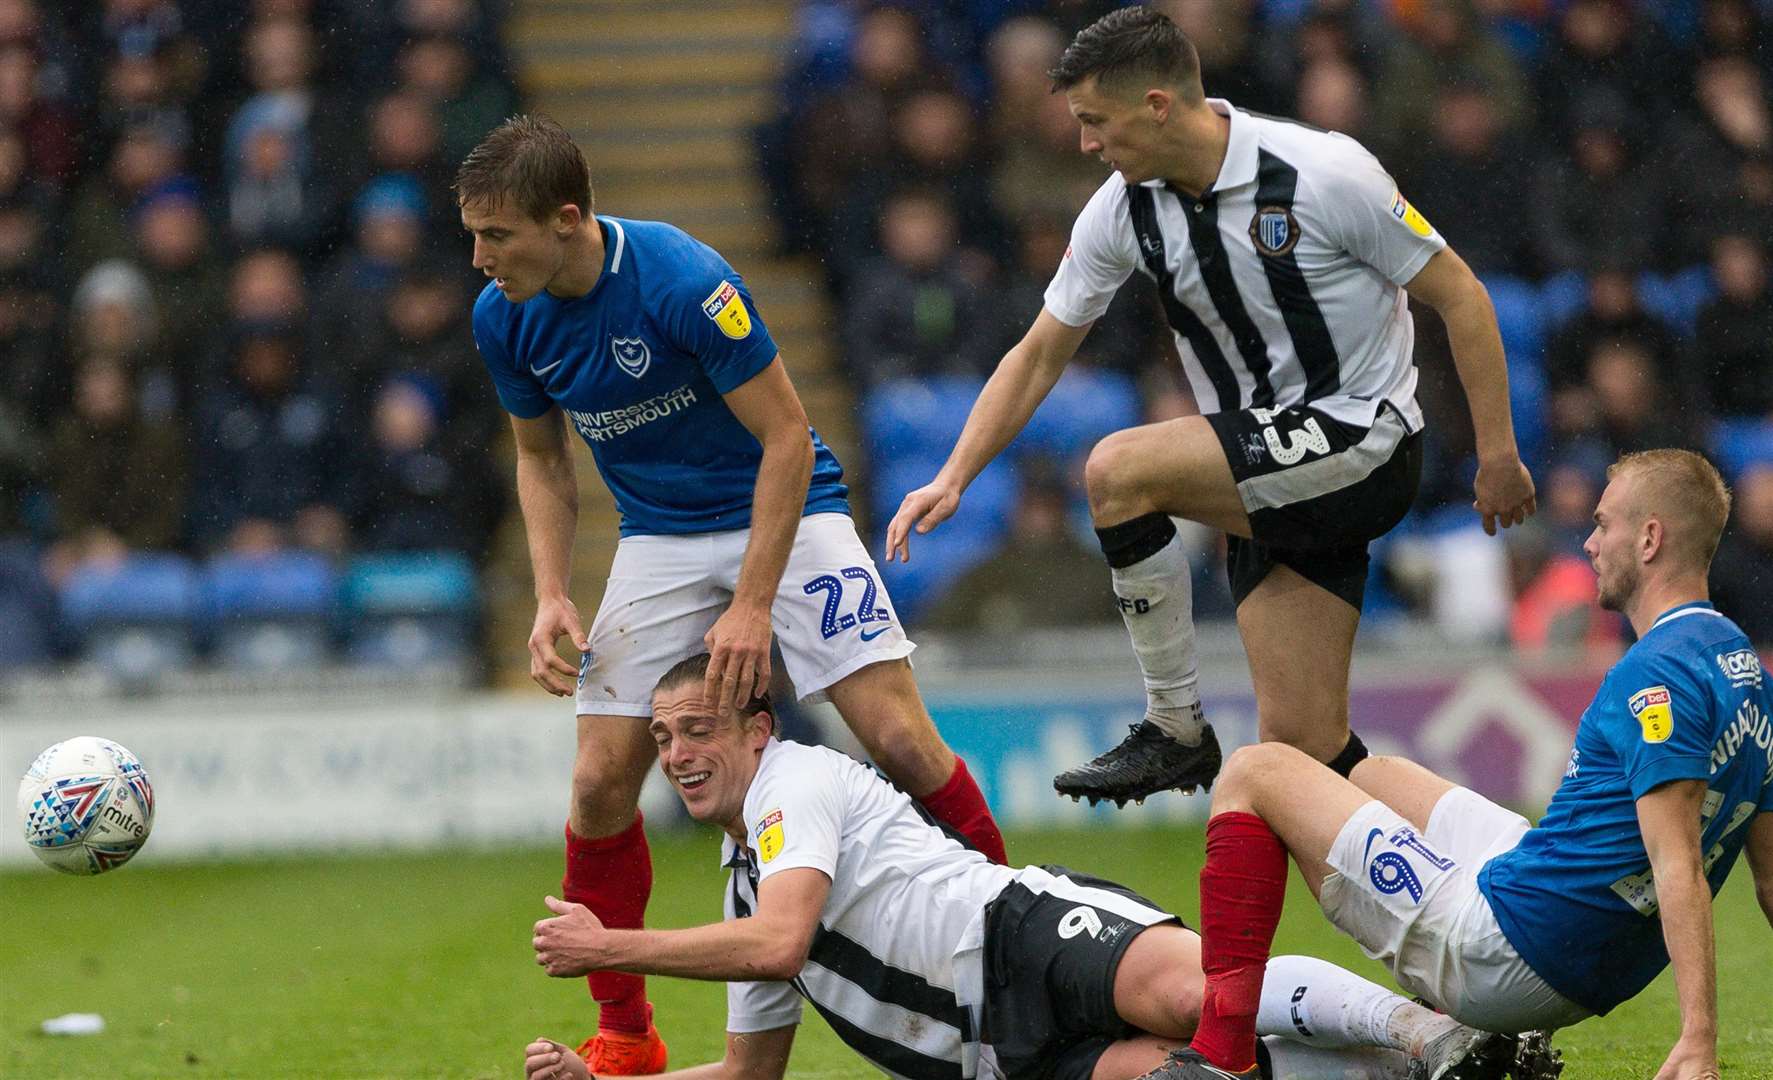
xmin=1389 ymin=190 xmax=1435 ymax=238
xmin=702 ymin=280 xmax=752 ymax=340
xmin=1629 ymin=685 xmax=1674 ymax=744
xmin=754 ymin=808 xmax=785 ymax=863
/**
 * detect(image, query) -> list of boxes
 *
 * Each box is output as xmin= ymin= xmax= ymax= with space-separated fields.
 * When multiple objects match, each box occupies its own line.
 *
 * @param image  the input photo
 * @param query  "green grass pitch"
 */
xmin=4 ymin=826 xmax=1770 ymax=1078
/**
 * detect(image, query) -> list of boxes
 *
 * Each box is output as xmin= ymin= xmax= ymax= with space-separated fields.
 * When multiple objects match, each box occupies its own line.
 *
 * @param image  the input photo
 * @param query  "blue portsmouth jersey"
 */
xmin=1479 ymin=602 xmax=1773 ymax=1015
xmin=471 ymin=216 xmax=848 ymax=536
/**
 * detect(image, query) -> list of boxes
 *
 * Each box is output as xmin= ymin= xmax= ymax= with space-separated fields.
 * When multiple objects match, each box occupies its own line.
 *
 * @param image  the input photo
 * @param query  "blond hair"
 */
xmin=1607 ymin=449 xmax=1732 ymax=567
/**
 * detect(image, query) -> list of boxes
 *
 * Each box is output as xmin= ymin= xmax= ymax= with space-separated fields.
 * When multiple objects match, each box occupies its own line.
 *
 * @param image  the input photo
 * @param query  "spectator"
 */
xmin=63 ymin=114 xmax=188 ymax=274
xmin=191 ymin=318 xmax=347 ymax=555
xmin=222 ymin=93 xmax=335 ymax=251
xmin=1534 ymin=0 xmax=1670 ymax=143
xmin=44 ymin=357 xmax=186 ymax=583
xmin=1694 ymin=233 xmax=1773 ymax=419
xmin=1544 ymin=267 xmax=1685 ymax=408
xmin=1529 ymin=88 xmax=1667 ymax=275
xmin=830 ymin=85 xmax=1006 ymax=287
xmin=0 ymin=40 xmax=79 ymax=189
xmin=990 ymin=209 xmax=1159 ymax=378
xmin=1583 ymin=336 xmax=1696 ymax=457
xmin=1155 ymin=0 xmax=1276 ymax=109
xmin=396 ymin=33 xmax=519 ymax=168
xmin=1372 ymin=0 xmax=1530 ymax=159
xmin=343 ymin=373 xmax=503 ymax=557
xmin=130 ymin=178 xmax=223 ymax=410
xmin=841 ymin=187 xmax=998 ymax=387
xmin=1395 ymin=79 xmax=1532 ymax=276
xmin=360 ymin=88 xmax=453 ymax=228
xmin=1711 ymin=461 xmax=1773 ymax=646
xmin=312 ymin=173 xmax=428 ymax=361
xmin=1293 ymin=58 xmax=1372 ymax=139
xmin=1666 ymin=56 xmax=1773 ymax=265
xmin=990 ymin=86 xmax=1109 ymax=229
xmin=0 ymin=265 xmax=56 ymax=417
xmin=920 ymin=459 xmax=1116 ymax=634
xmin=983 ymin=15 xmax=1064 ymax=147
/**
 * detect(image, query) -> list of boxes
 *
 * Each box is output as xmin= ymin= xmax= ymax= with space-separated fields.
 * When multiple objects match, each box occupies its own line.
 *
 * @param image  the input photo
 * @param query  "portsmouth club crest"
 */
xmin=611 ymin=336 xmax=651 ymax=379
xmin=1249 ymin=205 xmax=1300 ymax=257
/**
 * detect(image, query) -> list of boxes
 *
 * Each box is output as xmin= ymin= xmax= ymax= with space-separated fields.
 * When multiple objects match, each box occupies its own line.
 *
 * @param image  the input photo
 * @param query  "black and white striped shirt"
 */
xmin=1045 ymin=98 xmax=1445 ymax=433
xmin=721 ymin=739 xmax=1017 ymax=1079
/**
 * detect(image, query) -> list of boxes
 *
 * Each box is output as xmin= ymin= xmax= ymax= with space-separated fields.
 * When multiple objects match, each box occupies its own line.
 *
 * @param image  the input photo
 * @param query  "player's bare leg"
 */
xmin=825 ymin=658 xmax=1007 ymax=862
xmin=1234 ymin=566 xmax=1358 ymax=764
xmin=563 ymin=714 xmax=669 ymax=1073
xmin=1057 ymin=416 xmax=1248 ymax=805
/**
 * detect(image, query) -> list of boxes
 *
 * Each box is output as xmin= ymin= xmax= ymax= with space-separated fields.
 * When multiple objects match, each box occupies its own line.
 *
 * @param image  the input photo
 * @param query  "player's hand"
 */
xmin=885 ymin=480 xmax=962 ymax=563
xmin=533 ymin=895 xmax=606 ymax=978
xmin=704 ymin=600 xmax=772 ymax=717
xmin=524 ymin=1037 xmax=595 ymax=1080
xmin=1652 ymin=1034 xmax=1719 ymax=1080
xmin=528 ymin=596 xmax=588 ymax=698
xmin=1472 ymin=454 xmax=1536 ymax=536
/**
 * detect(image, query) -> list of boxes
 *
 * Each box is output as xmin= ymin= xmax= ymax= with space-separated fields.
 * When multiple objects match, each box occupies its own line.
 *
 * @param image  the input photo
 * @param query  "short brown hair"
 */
xmin=454 ymin=114 xmax=593 ymax=222
xmin=1608 ymin=449 xmax=1733 ymax=567
xmin=652 ymin=653 xmax=774 ymax=729
xmin=1048 ymin=6 xmax=1201 ymax=101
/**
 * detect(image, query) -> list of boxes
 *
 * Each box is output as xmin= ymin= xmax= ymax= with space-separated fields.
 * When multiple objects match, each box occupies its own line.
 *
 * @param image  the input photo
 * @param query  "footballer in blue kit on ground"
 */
xmin=1138 ymin=449 xmax=1773 ymax=1080
xmin=456 ymin=115 xmax=1006 ymax=1073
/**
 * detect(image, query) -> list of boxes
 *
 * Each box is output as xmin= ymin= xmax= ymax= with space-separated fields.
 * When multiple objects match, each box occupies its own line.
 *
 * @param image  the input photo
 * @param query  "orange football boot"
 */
xmin=576 ymin=1004 xmax=668 ymax=1075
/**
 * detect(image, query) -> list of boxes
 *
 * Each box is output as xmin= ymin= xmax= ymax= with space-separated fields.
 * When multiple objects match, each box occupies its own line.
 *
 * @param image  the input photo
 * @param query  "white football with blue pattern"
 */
xmin=17 ymin=736 xmax=154 ymax=875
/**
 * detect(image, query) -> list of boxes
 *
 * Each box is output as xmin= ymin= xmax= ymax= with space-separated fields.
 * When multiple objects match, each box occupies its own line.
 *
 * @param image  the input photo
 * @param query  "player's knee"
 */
xmin=1165 ymin=966 xmax=1204 ymax=1036
xmin=1084 ymin=434 xmax=1140 ymax=517
xmin=1217 ymin=742 xmax=1301 ymax=801
xmin=570 ymin=756 xmax=645 ymax=824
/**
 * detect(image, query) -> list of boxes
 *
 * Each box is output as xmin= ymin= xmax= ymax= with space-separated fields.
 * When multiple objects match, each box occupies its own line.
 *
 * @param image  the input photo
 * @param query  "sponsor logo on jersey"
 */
xmin=701 ymin=280 xmax=752 ymax=340
xmin=611 ymin=336 xmax=652 ymax=378
xmin=1249 ymin=205 xmax=1300 ymax=256
xmin=1629 ymin=685 xmax=1674 ymax=743
xmin=567 ymin=385 xmax=698 ymax=442
xmin=754 ymin=808 xmax=785 ymax=863
xmin=1389 ymin=191 xmax=1435 ymax=238
xmin=1718 ymin=648 xmax=1763 ymax=689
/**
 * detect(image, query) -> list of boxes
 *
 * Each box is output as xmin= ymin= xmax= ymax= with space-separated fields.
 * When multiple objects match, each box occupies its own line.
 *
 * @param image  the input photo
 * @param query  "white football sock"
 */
xmin=1108 ymin=527 xmax=1202 ymax=743
xmin=1257 ymin=955 xmax=1429 ymax=1051
xmin=1262 ymin=1038 xmax=1413 ymax=1080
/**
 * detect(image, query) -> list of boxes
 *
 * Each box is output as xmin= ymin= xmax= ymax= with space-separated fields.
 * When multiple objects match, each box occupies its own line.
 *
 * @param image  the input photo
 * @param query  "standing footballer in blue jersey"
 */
xmin=1132 ymin=449 xmax=1773 ymax=1080
xmin=455 ymin=116 xmax=1005 ymax=1074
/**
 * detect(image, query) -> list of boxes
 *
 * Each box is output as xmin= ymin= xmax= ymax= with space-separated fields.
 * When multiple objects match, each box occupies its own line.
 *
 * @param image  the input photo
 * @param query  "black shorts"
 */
xmin=980 ymin=866 xmax=1182 ymax=1080
xmin=1206 ymin=402 xmax=1422 ymax=610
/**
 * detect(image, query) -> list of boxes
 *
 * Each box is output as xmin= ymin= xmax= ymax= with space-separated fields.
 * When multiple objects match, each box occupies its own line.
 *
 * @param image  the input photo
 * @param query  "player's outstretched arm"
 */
xmin=511 ymin=410 xmax=588 ymax=696
xmin=523 ymin=1026 xmax=795 ymax=1080
xmin=885 ymin=309 xmax=1091 ymax=562
xmin=1403 ymin=248 xmax=1536 ymax=537
xmin=1637 ymin=779 xmax=1722 ymax=1080
xmin=533 ymin=867 xmax=832 ymax=982
xmin=710 ymin=356 xmax=815 ymax=715
xmin=1746 ymin=812 xmax=1773 ymax=931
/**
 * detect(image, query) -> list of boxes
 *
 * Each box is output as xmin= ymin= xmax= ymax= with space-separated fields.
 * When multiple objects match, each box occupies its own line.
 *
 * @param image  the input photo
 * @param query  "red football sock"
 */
xmin=1190 ymin=811 xmax=1288 ymax=1072
xmin=918 ymin=757 xmax=1007 ymax=864
xmin=563 ymin=814 xmax=652 ymax=1035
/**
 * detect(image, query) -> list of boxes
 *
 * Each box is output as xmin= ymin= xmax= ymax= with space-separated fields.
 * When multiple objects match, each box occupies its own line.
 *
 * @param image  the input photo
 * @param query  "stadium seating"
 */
xmin=340 ymin=552 xmax=480 ymax=668
xmin=202 ymin=552 xmax=339 ymax=672
xmin=59 ymin=553 xmax=201 ymax=681
xmin=0 ymin=542 xmax=53 ymax=672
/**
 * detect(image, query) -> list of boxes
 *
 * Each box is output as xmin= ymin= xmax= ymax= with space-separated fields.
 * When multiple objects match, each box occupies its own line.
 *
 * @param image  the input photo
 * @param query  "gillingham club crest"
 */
xmin=611 ymin=336 xmax=651 ymax=379
xmin=1249 ymin=205 xmax=1300 ymax=257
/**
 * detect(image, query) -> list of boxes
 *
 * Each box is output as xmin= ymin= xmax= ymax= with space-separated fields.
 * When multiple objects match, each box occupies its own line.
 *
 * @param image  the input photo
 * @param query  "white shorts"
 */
xmin=574 ymin=513 xmax=915 ymax=717
xmin=1319 ymin=788 xmax=1592 ymax=1033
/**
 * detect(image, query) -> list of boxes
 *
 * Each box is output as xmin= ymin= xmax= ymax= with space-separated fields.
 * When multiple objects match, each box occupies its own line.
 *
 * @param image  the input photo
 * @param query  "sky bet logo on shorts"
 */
xmin=1629 ymin=685 xmax=1675 ymax=744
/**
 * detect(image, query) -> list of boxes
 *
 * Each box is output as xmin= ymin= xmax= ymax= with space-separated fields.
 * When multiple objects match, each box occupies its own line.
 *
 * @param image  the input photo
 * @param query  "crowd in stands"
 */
xmin=762 ymin=0 xmax=1773 ymax=651
xmin=0 ymin=0 xmax=518 ymax=676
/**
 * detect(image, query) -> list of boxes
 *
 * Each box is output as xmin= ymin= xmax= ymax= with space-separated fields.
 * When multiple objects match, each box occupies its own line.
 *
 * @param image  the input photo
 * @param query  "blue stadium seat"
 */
xmin=340 ymin=552 xmax=478 ymax=667
xmin=1014 ymin=367 xmax=1140 ymax=463
xmin=861 ymin=376 xmax=985 ymax=461
xmin=1709 ymin=419 xmax=1773 ymax=480
xmin=1638 ymin=265 xmax=1714 ymax=338
xmin=1480 ymin=275 xmax=1550 ymax=468
xmin=870 ymin=458 xmax=1017 ymax=622
xmin=0 ymin=541 xmax=52 ymax=672
xmin=202 ymin=552 xmax=338 ymax=672
xmin=59 ymin=552 xmax=200 ymax=680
